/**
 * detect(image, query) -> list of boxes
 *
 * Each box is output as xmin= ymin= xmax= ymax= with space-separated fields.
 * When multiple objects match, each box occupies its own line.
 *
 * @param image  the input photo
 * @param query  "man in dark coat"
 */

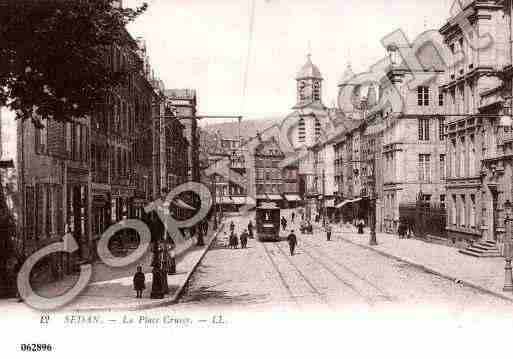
xmin=240 ymin=230 xmax=249 ymax=249
xmin=248 ymin=221 xmax=254 ymax=238
xmin=281 ymin=216 xmax=287 ymax=231
xmin=231 ymin=231 xmax=239 ymax=249
xmin=230 ymin=221 xmax=235 ymax=233
xmin=287 ymin=230 xmax=297 ymax=256
xmin=291 ymin=212 xmax=295 ymax=223
xmin=357 ymin=219 xmax=364 ymax=234
xmin=325 ymin=223 xmax=332 ymax=241
xmin=133 ymin=266 xmax=146 ymax=298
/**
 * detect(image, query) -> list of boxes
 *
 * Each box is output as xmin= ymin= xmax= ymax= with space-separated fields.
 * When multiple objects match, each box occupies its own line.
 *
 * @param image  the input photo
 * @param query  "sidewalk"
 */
xmin=25 ymin=220 xmax=225 ymax=312
xmin=331 ymin=223 xmax=513 ymax=303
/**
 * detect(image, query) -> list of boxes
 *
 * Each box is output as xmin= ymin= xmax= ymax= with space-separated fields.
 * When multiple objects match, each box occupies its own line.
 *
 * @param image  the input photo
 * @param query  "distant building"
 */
xmin=254 ymin=137 xmax=300 ymax=208
xmin=164 ymin=89 xmax=198 ymax=182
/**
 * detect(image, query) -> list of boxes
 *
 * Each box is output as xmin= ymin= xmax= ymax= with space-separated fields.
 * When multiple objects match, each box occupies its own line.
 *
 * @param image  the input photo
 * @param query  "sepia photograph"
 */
xmin=2 ymin=0 xmax=513 ymax=357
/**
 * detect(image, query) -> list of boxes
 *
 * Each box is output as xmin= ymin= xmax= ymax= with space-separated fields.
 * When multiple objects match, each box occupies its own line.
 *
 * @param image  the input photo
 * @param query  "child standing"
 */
xmin=133 ymin=266 xmax=146 ymax=298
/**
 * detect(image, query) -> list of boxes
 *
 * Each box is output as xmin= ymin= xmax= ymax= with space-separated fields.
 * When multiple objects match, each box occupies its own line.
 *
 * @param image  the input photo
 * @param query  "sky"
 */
xmin=124 ymin=0 xmax=453 ymax=123
xmin=1 ymin=0 xmax=455 ymax=156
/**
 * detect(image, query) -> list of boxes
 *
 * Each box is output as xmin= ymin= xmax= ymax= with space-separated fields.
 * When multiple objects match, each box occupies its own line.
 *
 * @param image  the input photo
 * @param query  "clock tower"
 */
xmin=295 ymin=54 xmax=323 ymax=107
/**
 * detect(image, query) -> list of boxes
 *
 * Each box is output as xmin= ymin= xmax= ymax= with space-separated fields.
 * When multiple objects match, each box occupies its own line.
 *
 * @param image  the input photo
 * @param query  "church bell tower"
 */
xmin=295 ymin=54 xmax=323 ymax=108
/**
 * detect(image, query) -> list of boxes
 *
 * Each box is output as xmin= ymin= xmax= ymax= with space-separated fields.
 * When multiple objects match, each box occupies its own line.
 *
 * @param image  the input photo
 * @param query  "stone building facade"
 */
xmin=334 ymin=36 xmax=447 ymax=233
xmin=439 ymin=0 xmax=513 ymax=249
xmin=18 ymin=30 xmax=162 ymax=278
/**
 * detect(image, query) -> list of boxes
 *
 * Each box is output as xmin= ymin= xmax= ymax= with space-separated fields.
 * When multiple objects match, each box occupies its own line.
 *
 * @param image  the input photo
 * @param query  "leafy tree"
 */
xmin=0 ymin=0 xmax=148 ymax=124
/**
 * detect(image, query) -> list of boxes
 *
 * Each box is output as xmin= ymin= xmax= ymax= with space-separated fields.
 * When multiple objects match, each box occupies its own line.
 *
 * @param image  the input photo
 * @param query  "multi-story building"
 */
xmin=254 ymin=137 xmax=300 ymax=208
xmin=335 ymin=39 xmax=446 ymax=233
xmin=439 ymin=0 xmax=513 ymax=251
xmin=279 ymin=54 xmax=338 ymax=219
xmin=164 ymin=89 xmax=198 ymax=182
xmin=18 ymin=29 xmax=161 ymax=278
xmin=161 ymin=104 xmax=189 ymax=192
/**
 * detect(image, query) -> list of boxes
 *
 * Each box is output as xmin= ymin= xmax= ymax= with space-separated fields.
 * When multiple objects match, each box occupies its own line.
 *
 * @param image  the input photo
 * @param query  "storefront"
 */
xmin=284 ymin=194 xmax=302 ymax=209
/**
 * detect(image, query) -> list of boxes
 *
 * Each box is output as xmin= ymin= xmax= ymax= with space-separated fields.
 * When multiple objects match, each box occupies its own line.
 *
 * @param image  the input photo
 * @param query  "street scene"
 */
xmin=174 ymin=211 xmax=513 ymax=314
xmin=4 ymin=0 xmax=513 ymax=327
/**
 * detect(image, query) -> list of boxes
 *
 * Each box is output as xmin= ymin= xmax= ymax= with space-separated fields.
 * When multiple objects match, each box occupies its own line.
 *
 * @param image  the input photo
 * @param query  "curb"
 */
xmin=338 ymin=234 xmax=513 ymax=305
xmin=70 ymin=221 xmax=225 ymax=312
xmin=171 ymin=222 xmax=225 ymax=304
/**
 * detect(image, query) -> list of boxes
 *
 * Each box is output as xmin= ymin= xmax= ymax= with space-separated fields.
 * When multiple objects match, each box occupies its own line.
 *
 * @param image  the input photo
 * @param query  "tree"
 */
xmin=0 ymin=0 xmax=148 ymax=124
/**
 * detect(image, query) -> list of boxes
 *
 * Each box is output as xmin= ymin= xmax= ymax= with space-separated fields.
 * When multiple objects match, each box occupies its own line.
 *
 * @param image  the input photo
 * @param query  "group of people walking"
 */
xmin=133 ymin=210 xmax=201 ymax=300
xmin=224 ymin=220 xmax=253 ymax=249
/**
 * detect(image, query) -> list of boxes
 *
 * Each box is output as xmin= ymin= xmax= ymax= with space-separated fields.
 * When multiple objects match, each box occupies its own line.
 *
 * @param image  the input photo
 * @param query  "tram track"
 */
xmin=259 ymin=238 xmax=300 ymax=306
xmin=269 ymin=241 xmax=330 ymax=305
xmin=299 ymin=237 xmax=396 ymax=304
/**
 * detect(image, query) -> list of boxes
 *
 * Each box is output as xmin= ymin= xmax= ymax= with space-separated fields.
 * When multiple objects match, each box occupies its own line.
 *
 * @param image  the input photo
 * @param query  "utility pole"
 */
xmin=212 ymin=175 xmax=218 ymax=230
xmin=322 ymin=168 xmax=326 ymax=226
xmin=369 ymin=155 xmax=378 ymax=246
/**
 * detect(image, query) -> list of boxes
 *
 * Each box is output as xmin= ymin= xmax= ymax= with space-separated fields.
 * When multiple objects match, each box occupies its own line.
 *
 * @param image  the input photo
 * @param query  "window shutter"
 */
xmin=47 ymin=119 xmax=65 ymax=157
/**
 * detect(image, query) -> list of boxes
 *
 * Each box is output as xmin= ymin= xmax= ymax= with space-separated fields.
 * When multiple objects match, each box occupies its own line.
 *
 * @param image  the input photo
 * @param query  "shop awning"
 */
xmin=267 ymin=194 xmax=283 ymax=201
xmin=230 ymin=196 xmax=247 ymax=205
xmin=219 ymin=196 xmax=233 ymax=204
xmin=336 ymin=198 xmax=362 ymax=208
xmin=284 ymin=194 xmax=302 ymax=201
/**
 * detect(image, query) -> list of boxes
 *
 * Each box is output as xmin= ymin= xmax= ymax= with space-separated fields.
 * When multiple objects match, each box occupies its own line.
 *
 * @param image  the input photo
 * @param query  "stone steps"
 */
xmin=459 ymin=240 xmax=501 ymax=258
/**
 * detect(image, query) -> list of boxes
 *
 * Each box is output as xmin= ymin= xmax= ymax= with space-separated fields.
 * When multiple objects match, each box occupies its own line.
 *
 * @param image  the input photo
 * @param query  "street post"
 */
xmin=503 ymin=200 xmax=513 ymax=291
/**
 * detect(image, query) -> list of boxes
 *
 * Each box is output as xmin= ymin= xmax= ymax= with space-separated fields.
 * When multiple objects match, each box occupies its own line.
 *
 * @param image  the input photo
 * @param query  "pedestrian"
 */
xmin=240 ymin=229 xmax=249 ymax=249
xmin=133 ymin=266 xmax=146 ymax=298
xmin=306 ymin=220 xmax=313 ymax=234
xmin=203 ymin=220 xmax=209 ymax=235
xmin=165 ymin=241 xmax=176 ymax=275
xmin=287 ymin=230 xmax=297 ymax=256
xmin=398 ymin=217 xmax=407 ymax=239
xmin=232 ymin=231 xmax=239 ymax=249
xmin=230 ymin=221 xmax=235 ymax=233
xmin=223 ymin=231 xmax=230 ymax=248
xmin=325 ymin=222 xmax=332 ymax=241
xmin=291 ymin=211 xmax=295 ymax=223
xmin=150 ymin=265 xmax=164 ymax=299
xmin=357 ymin=219 xmax=364 ymax=234
xmin=281 ymin=216 xmax=287 ymax=231
xmin=248 ymin=221 xmax=254 ymax=239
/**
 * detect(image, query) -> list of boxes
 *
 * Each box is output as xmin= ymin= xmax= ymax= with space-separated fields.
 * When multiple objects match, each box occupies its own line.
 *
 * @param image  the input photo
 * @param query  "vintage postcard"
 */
xmin=1 ymin=0 xmax=513 ymax=357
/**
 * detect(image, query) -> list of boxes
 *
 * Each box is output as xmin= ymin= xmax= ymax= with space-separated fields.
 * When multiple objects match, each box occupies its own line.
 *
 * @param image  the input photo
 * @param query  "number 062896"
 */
xmin=20 ymin=344 xmax=53 ymax=352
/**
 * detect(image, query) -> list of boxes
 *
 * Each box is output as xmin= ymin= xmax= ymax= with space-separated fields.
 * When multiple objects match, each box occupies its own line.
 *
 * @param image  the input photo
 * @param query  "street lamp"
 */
xmin=368 ymin=156 xmax=377 ymax=246
xmin=502 ymin=200 xmax=513 ymax=292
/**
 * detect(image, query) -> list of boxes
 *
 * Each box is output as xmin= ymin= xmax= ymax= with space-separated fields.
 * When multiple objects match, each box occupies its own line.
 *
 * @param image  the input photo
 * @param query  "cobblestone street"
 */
xmin=171 ymin=212 xmax=513 ymax=316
